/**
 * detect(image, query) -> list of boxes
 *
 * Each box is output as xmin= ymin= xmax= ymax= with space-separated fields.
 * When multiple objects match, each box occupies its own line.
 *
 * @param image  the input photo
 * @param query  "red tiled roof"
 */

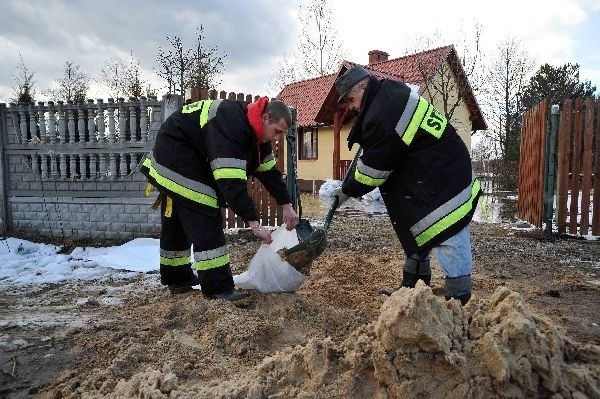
xmin=277 ymin=45 xmax=486 ymax=131
xmin=276 ymin=73 xmax=337 ymax=127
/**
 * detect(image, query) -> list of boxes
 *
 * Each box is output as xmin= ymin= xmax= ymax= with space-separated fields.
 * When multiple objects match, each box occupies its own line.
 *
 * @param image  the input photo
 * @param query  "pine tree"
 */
xmin=520 ymin=63 xmax=596 ymax=110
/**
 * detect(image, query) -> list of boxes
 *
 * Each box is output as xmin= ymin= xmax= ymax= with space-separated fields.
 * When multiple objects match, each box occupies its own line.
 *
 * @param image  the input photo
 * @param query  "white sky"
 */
xmin=0 ymin=0 xmax=599 ymax=104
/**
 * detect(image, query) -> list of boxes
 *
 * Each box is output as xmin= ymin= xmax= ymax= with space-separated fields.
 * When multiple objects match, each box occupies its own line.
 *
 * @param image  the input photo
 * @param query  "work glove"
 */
xmin=250 ymin=224 xmax=273 ymax=244
xmin=282 ymin=203 xmax=299 ymax=230
xmin=332 ymin=185 xmax=350 ymax=207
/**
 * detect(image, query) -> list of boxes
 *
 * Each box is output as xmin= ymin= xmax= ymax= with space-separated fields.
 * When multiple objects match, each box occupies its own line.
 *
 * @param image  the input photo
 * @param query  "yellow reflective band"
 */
xmin=354 ymin=169 xmax=386 ymax=187
xmin=182 ymin=101 xmax=203 ymax=114
xmin=199 ymin=100 xmax=214 ymax=127
xmin=402 ymin=98 xmax=429 ymax=145
xmin=415 ymin=179 xmax=481 ymax=246
xmin=145 ymin=182 xmax=153 ymax=197
xmin=195 ymin=254 xmax=230 ymax=271
xmin=213 ymin=168 xmax=247 ymax=180
xmin=160 ymin=256 xmax=191 ymax=266
xmin=420 ymin=105 xmax=447 ymax=138
xmin=143 ymin=158 xmax=218 ymax=208
xmin=256 ymin=159 xmax=276 ymax=172
xmin=164 ymin=196 xmax=173 ymax=217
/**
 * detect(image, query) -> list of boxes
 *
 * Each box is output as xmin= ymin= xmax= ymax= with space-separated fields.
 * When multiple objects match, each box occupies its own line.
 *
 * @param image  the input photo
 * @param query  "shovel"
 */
xmin=279 ymin=147 xmax=362 ymax=272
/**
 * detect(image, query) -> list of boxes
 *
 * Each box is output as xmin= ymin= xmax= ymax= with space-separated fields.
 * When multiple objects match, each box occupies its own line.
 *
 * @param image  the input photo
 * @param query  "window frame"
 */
xmin=298 ymin=127 xmax=318 ymax=160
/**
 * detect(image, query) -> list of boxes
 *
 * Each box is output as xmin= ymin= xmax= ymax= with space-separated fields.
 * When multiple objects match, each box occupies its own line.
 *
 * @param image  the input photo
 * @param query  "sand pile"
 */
xmin=78 ymin=283 xmax=599 ymax=399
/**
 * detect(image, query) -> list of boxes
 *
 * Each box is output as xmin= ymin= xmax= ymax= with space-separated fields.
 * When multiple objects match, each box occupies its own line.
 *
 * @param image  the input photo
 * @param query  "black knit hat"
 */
xmin=334 ymin=66 xmax=370 ymax=103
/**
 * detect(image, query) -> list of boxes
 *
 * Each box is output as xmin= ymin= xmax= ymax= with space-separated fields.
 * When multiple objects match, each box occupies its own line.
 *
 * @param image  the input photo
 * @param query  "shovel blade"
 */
xmin=279 ymin=227 xmax=327 ymax=274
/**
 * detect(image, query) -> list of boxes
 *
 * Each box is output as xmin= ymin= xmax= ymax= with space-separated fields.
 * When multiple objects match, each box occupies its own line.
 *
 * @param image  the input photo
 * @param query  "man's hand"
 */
xmin=282 ymin=203 xmax=299 ymax=231
xmin=249 ymin=222 xmax=272 ymax=244
xmin=332 ymin=185 xmax=350 ymax=207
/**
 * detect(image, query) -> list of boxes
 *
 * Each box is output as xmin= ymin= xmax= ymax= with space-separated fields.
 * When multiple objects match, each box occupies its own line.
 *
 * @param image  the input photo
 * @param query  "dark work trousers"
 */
xmin=159 ymin=196 xmax=234 ymax=296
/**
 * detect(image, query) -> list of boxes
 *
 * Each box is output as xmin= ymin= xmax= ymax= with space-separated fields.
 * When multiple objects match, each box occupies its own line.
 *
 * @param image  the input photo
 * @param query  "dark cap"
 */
xmin=334 ymin=66 xmax=370 ymax=103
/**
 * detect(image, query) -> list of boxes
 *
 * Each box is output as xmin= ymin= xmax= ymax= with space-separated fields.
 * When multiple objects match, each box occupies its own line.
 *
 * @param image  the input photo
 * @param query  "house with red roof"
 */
xmin=276 ymin=45 xmax=486 ymax=191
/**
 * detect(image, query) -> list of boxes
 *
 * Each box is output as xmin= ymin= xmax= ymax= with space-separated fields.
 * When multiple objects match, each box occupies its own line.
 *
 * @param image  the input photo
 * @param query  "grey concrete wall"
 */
xmin=0 ymin=96 xmax=179 ymax=240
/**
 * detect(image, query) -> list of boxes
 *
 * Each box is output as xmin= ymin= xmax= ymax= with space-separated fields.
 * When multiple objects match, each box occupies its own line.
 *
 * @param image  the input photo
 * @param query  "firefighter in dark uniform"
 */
xmin=141 ymin=97 xmax=299 ymax=305
xmin=332 ymin=66 xmax=482 ymax=305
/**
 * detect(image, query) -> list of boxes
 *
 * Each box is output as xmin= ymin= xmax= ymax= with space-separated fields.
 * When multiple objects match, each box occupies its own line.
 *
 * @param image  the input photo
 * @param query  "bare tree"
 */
xmin=11 ymin=54 xmax=36 ymax=103
xmin=97 ymin=53 xmax=151 ymax=99
xmin=268 ymin=0 xmax=345 ymax=94
xmin=481 ymin=37 xmax=535 ymax=190
xmin=155 ymin=29 xmax=226 ymax=97
xmin=403 ymin=23 xmax=486 ymax=125
xmin=97 ymin=57 xmax=126 ymax=99
xmin=44 ymin=61 xmax=89 ymax=102
xmin=266 ymin=53 xmax=304 ymax=95
xmin=186 ymin=25 xmax=226 ymax=90
xmin=297 ymin=0 xmax=345 ymax=77
xmin=155 ymin=45 xmax=176 ymax=94
xmin=155 ymin=36 xmax=193 ymax=97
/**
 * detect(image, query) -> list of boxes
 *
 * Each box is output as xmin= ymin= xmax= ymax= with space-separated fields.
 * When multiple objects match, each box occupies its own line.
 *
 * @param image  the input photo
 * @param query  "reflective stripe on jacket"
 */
xmin=342 ymin=79 xmax=481 ymax=254
xmin=141 ymin=99 xmax=290 ymax=221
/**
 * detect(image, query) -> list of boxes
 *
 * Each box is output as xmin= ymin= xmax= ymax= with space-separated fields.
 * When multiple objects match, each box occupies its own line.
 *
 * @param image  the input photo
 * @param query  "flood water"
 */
xmin=299 ymin=179 xmax=518 ymax=225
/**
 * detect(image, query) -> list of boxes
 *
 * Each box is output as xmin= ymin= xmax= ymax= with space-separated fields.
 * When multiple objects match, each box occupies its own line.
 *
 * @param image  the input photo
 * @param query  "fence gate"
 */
xmin=518 ymin=96 xmax=600 ymax=236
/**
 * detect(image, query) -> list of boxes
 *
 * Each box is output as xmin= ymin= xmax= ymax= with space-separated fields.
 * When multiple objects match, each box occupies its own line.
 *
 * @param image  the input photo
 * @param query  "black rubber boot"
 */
xmin=444 ymin=275 xmax=472 ymax=306
xmin=380 ymin=258 xmax=431 ymax=296
xmin=401 ymin=258 xmax=431 ymax=288
xmin=205 ymin=289 xmax=251 ymax=307
xmin=445 ymin=292 xmax=471 ymax=306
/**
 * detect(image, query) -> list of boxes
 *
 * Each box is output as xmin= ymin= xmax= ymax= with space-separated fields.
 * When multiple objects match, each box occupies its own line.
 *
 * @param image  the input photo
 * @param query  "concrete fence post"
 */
xmin=0 ymin=103 xmax=8 ymax=233
xmin=543 ymin=104 xmax=560 ymax=236
xmin=160 ymin=94 xmax=182 ymax=123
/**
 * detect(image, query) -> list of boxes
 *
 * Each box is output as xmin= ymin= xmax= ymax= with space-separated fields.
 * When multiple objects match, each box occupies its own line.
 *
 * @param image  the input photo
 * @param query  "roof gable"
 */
xmin=277 ymin=46 xmax=486 ymax=131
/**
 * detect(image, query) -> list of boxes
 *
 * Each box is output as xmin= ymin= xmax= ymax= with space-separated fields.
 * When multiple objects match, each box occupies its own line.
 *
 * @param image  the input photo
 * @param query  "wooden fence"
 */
xmin=556 ymin=97 xmax=600 ymax=235
xmin=518 ymin=96 xmax=600 ymax=236
xmin=517 ymin=99 xmax=547 ymax=227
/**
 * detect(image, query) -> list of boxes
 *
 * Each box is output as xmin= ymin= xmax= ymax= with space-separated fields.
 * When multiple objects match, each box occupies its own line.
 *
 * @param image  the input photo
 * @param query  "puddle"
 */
xmin=299 ymin=188 xmax=518 ymax=225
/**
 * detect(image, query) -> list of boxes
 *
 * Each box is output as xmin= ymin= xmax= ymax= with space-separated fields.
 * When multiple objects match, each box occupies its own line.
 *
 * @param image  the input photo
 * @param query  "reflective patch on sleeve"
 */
xmin=256 ymin=155 xmax=276 ymax=172
xmin=182 ymin=101 xmax=203 ymax=114
xmin=353 ymin=160 xmax=391 ymax=187
xmin=211 ymin=157 xmax=248 ymax=180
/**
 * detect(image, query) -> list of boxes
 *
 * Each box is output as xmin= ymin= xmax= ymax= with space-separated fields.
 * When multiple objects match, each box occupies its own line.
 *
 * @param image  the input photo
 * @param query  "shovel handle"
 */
xmin=323 ymin=195 xmax=339 ymax=232
xmin=323 ymin=147 xmax=362 ymax=232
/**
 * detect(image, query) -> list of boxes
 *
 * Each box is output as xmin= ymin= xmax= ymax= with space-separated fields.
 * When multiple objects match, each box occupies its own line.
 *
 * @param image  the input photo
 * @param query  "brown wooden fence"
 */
xmin=518 ymin=99 xmax=547 ymax=227
xmin=188 ymin=88 xmax=287 ymax=229
xmin=556 ymin=97 xmax=600 ymax=235
xmin=518 ymin=96 xmax=600 ymax=236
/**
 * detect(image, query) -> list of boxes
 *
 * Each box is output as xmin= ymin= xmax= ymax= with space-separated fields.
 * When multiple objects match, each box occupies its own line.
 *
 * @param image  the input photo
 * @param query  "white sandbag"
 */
xmin=233 ymin=225 xmax=307 ymax=293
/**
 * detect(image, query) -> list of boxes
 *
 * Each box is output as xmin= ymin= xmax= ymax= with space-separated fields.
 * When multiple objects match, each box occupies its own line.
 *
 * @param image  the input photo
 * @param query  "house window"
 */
xmin=299 ymin=127 xmax=318 ymax=160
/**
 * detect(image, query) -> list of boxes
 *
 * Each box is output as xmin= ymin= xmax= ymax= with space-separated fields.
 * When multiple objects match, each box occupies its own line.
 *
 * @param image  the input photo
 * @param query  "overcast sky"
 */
xmin=1 ymin=0 xmax=599 ymax=104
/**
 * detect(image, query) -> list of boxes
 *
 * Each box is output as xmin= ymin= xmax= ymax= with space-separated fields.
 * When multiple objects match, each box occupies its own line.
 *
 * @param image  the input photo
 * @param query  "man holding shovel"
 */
xmin=142 ymin=97 xmax=299 ymax=305
xmin=332 ymin=66 xmax=482 ymax=305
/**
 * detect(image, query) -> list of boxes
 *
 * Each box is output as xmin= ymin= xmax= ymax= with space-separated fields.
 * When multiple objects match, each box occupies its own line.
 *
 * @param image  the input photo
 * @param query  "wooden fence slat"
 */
xmin=569 ymin=99 xmax=584 ymax=234
xmin=592 ymin=98 xmax=600 ymax=235
xmin=556 ymin=99 xmax=572 ymax=234
xmin=518 ymin=100 xmax=546 ymax=227
xmin=580 ymin=97 xmax=594 ymax=234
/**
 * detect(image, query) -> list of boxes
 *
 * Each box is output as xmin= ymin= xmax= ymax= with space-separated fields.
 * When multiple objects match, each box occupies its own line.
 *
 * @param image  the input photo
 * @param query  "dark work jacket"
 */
xmin=141 ymin=99 xmax=290 ymax=222
xmin=342 ymin=79 xmax=482 ymax=255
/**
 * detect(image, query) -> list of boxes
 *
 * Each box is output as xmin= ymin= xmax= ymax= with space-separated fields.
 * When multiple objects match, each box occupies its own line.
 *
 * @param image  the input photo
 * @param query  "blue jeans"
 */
xmin=408 ymin=226 xmax=472 ymax=278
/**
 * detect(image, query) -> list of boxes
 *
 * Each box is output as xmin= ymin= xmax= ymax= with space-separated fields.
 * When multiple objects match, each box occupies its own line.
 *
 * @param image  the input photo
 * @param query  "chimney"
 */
xmin=368 ymin=50 xmax=389 ymax=64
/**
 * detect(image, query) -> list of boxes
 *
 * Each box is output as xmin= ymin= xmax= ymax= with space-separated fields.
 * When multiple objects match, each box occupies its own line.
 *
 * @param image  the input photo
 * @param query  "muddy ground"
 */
xmin=0 ymin=195 xmax=599 ymax=398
